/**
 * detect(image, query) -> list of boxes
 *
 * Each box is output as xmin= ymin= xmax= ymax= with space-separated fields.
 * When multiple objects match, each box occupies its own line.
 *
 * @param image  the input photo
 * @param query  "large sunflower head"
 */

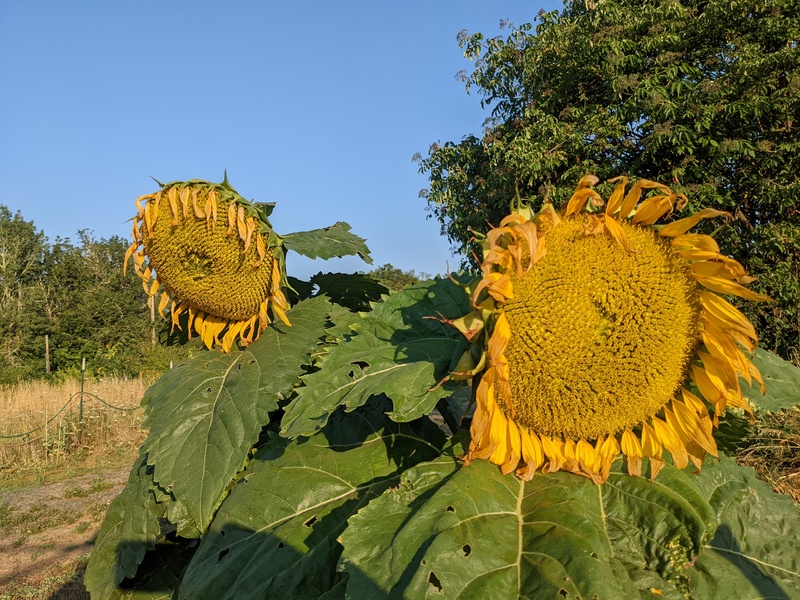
xmin=124 ymin=176 xmax=290 ymax=353
xmin=455 ymin=175 xmax=770 ymax=483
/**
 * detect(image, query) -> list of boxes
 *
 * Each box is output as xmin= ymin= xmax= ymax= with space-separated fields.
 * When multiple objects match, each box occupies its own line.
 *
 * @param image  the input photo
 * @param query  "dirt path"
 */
xmin=0 ymin=469 xmax=128 ymax=597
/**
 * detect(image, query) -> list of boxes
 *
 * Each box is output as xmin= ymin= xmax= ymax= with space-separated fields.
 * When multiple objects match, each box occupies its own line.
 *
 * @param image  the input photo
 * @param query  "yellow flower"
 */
xmin=124 ymin=177 xmax=290 ymax=352
xmin=455 ymin=175 xmax=770 ymax=483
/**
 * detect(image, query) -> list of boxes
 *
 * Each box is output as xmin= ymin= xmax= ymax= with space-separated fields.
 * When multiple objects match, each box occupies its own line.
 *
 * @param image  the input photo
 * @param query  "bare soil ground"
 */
xmin=0 ymin=468 xmax=128 ymax=599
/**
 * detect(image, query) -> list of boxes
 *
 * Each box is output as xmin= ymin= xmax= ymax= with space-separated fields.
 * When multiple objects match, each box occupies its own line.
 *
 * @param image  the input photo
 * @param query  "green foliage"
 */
xmin=87 ymin=272 xmax=800 ymax=598
xmin=365 ymin=263 xmax=431 ymax=291
xmin=140 ymin=297 xmax=331 ymax=533
xmin=0 ymin=205 xmax=201 ymax=383
xmin=283 ymin=222 xmax=373 ymax=264
xmin=417 ymin=0 xmax=800 ymax=362
xmin=280 ymin=277 xmax=471 ymax=438
xmin=742 ymin=348 xmax=800 ymax=412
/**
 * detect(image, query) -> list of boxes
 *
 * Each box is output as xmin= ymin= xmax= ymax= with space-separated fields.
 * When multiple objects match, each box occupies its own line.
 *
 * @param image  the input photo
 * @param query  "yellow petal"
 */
xmin=157 ymin=292 xmax=170 ymax=319
xmin=621 ymin=429 xmax=642 ymax=477
xmin=631 ymin=195 xmax=674 ymax=225
xmin=604 ymin=177 xmax=628 ymax=216
xmin=620 ymin=179 xmax=673 ymax=220
xmin=518 ymin=429 xmax=544 ymax=479
xmin=693 ymin=273 xmax=772 ymax=302
xmin=227 ymin=202 xmax=237 ymax=235
xmin=168 ymin=187 xmax=180 ymax=225
xmin=540 ymin=435 xmax=565 ymax=473
xmin=699 ymin=291 xmax=758 ymax=341
xmin=500 ymin=419 xmax=522 ymax=475
xmin=671 ymin=233 xmax=720 ymax=253
xmin=192 ymin=188 xmax=205 ymax=219
xmin=657 ymin=208 xmax=730 ymax=237
xmin=564 ymin=175 xmax=602 ymax=216
xmin=598 ymin=435 xmax=620 ymax=481
xmin=179 ymin=186 xmax=191 ymax=218
xmin=603 ymin=214 xmax=634 ymax=252
xmin=652 ymin=416 xmax=688 ymax=470
xmin=641 ymin=423 xmax=664 ymax=480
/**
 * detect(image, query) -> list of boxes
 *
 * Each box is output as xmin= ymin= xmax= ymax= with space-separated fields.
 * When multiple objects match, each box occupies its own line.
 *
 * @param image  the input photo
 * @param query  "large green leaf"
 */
xmin=686 ymin=456 xmax=800 ymax=599
xmin=140 ymin=297 xmax=331 ymax=533
xmin=743 ymin=348 xmax=800 ymax=412
xmin=340 ymin=444 xmax=800 ymax=599
xmin=84 ymin=455 xmax=164 ymax=599
xmin=177 ymin=400 xmax=446 ymax=600
xmin=340 ymin=442 xmax=718 ymax=599
xmin=281 ymin=277 xmax=471 ymax=439
xmin=282 ymin=221 xmax=373 ymax=264
xmin=310 ymin=271 xmax=389 ymax=311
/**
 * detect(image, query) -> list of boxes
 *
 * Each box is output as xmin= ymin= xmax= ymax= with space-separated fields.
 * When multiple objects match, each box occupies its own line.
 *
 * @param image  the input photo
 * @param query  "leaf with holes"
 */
xmin=177 ymin=399 xmax=445 ymax=600
xmin=339 ymin=443 xmax=724 ymax=599
xmin=280 ymin=277 xmax=472 ymax=438
xmin=139 ymin=297 xmax=331 ymax=533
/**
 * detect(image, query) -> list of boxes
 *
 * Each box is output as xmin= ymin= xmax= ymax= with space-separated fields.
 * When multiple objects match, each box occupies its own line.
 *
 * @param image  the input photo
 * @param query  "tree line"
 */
xmin=0 ymin=205 xmax=199 ymax=385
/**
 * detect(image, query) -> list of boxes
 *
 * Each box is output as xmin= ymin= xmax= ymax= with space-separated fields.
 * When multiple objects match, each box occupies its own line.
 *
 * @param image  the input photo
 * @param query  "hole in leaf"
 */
xmin=352 ymin=360 xmax=369 ymax=369
xmin=277 ymin=542 xmax=284 ymax=549
xmin=420 ymin=559 xmax=427 ymax=566
xmin=304 ymin=515 xmax=318 ymax=527
xmin=220 ymin=529 xmax=225 ymax=538
xmin=462 ymin=544 xmax=471 ymax=557
xmin=590 ymin=552 xmax=598 ymax=559
xmin=217 ymin=548 xmax=229 ymax=563
xmin=206 ymin=387 xmax=212 ymax=393
xmin=558 ymin=589 xmax=568 ymax=597
xmin=249 ymin=359 xmax=256 ymax=364
xmin=237 ymin=363 xmax=242 ymax=370
xmin=445 ymin=505 xmax=455 ymax=512
xmin=428 ymin=571 xmax=443 ymax=593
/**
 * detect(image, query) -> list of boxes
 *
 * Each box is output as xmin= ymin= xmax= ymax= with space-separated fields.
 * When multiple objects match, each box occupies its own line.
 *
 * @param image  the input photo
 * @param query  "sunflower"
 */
xmin=124 ymin=177 xmax=290 ymax=353
xmin=453 ymin=175 xmax=770 ymax=483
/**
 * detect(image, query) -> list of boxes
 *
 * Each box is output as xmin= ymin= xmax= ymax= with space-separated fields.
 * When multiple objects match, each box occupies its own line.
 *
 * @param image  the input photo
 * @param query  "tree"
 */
xmin=365 ymin=263 xmax=431 ymax=291
xmin=0 ymin=206 xmax=199 ymax=384
xmin=417 ymin=0 xmax=800 ymax=362
xmin=0 ymin=205 xmax=47 ymax=381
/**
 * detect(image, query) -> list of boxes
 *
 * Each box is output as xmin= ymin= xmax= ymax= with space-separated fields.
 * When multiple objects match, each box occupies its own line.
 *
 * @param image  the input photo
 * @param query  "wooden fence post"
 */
xmin=45 ymin=334 xmax=50 ymax=374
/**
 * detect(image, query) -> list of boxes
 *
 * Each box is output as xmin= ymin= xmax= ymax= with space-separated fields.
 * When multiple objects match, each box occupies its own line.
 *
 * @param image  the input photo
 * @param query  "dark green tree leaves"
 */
xmin=418 ymin=0 xmax=800 ymax=363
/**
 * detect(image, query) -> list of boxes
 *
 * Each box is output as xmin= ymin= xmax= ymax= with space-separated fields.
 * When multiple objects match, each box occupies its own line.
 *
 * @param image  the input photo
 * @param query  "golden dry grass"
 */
xmin=737 ymin=408 xmax=800 ymax=504
xmin=0 ymin=377 xmax=148 ymax=471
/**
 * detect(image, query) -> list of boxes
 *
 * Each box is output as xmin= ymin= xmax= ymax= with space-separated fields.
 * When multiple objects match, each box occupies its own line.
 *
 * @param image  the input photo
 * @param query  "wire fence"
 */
xmin=0 ymin=359 xmax=146 ymax=468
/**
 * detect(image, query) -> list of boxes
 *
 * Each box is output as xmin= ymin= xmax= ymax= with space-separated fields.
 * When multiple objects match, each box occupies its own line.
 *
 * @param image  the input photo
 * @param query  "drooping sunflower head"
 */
xmin=124 ymin=176 xmax=290 ymax=352
xmin=454 ymin=175 xmax=770 ymax=483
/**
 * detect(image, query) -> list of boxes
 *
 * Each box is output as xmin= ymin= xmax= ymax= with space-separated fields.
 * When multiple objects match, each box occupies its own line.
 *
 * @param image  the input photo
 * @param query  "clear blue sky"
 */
xmin=0 ymin=1 xmax=561 ymax=280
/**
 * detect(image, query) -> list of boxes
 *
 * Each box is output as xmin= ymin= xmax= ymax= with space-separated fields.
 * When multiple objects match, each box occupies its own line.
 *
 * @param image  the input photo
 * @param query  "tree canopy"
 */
xmin=0 ymin=206 xmax=199 ymax=384
xmin=417 ymin=0 xmax=800 ymax=363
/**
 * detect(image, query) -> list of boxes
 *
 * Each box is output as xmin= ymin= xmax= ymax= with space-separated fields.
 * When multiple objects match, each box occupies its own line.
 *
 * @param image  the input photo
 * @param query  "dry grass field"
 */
xmin=0 ymin=377 xmax=147 ymax=474
xmin=0 ymin=376 xmax=149 ymax=599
